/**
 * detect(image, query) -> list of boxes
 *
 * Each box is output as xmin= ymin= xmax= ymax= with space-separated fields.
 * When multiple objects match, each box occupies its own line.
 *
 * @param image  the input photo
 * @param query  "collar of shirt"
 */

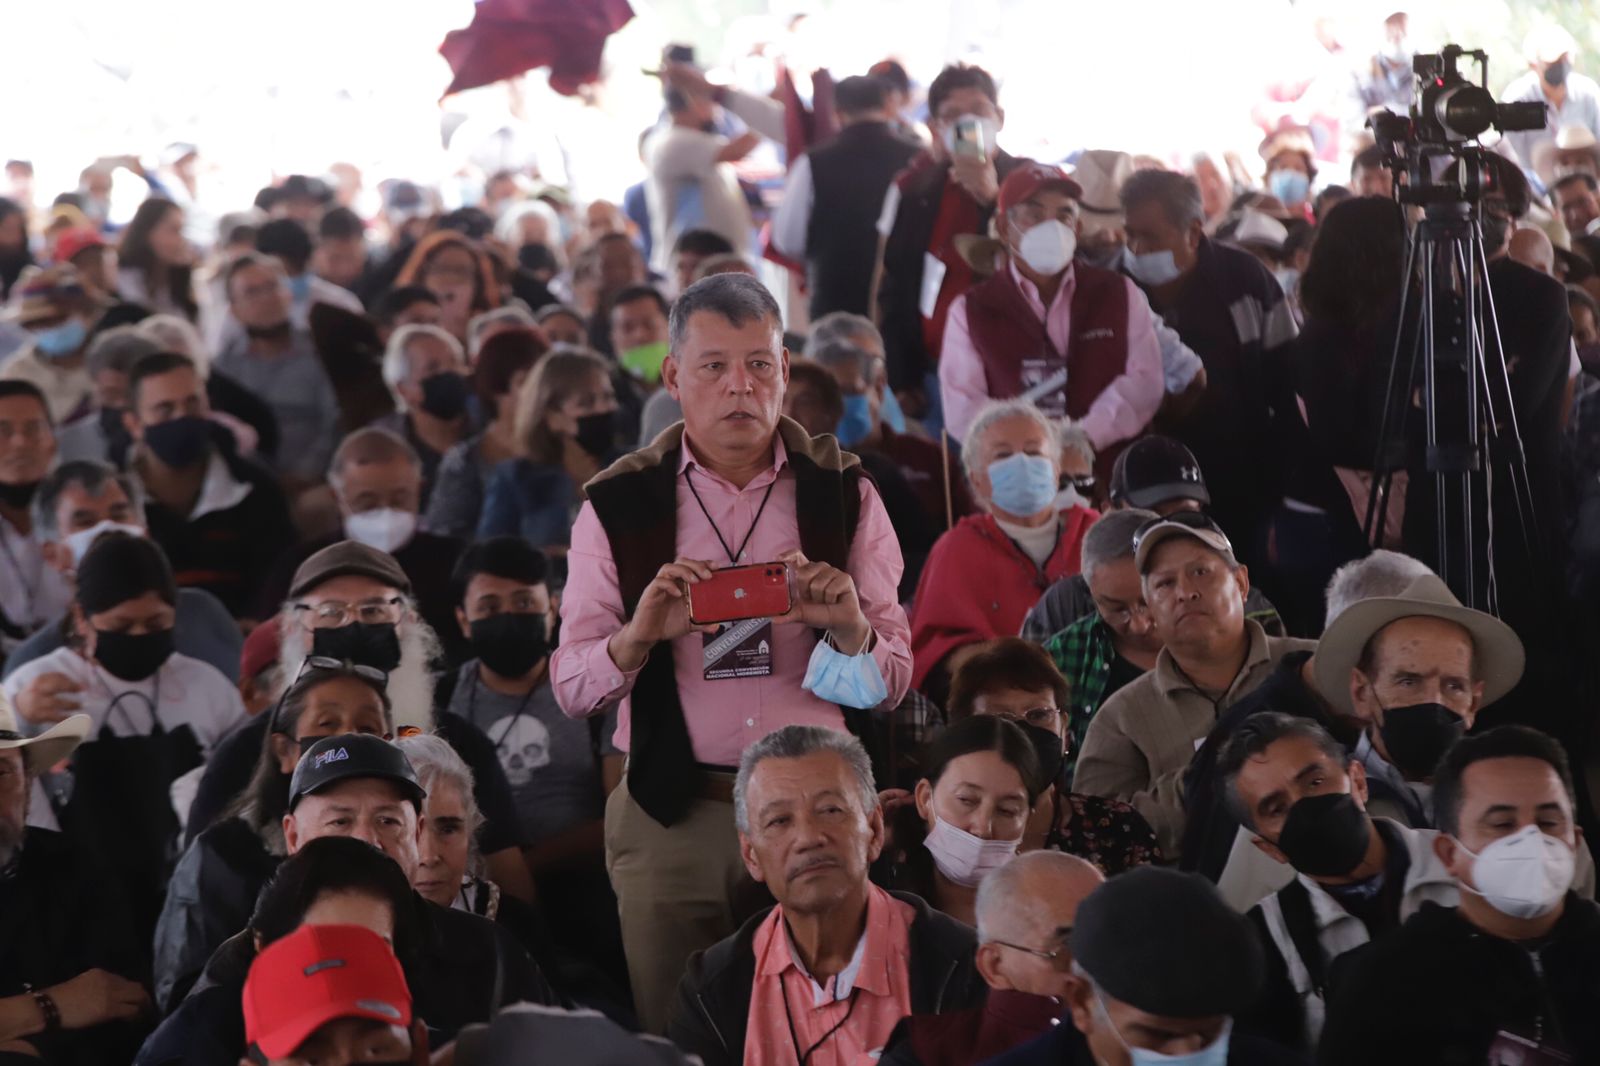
xmin=190 ymin=449 xmax=252 ymax=520
xmin=1153 ymin=619 xmax=1271 ymax=700
xmin=756 ymin=884 xmax=898 ymax=1007
xmin=678 ymin=427 xmax=790 ymax=485
xmin=1007 ymin=257 xmax=1077 ymax=323
xmin=1354 ymin=730 xmax=1430 ymax=808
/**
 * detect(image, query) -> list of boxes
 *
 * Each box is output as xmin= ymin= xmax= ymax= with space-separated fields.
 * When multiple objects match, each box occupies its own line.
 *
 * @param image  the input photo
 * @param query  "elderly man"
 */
xmin=0 ymin=381 xmax=69 ymax=653
xmin=182 ymin=541 xmax=530 ymax=900
xmin=1074 ymin=513 xmax=1315 ymax=858
xmin=373 ymin=324 xmax=469 ymax=509
xmin=255 ymin=428 xmax=464 ymax=660
xmin=670 ymin=726 xmax=984 ymax=1065
xmin=881 ymin=852 xmax=1104 ymax=1066
xmin=939 ymin=163 xmax=1163 ymax=450
xmin=809 ymin=311 xmax=976 ymax=525
xmin=123 ymin=351 xmax=291 ymax=620
xmin=986 ymin=866 xmax=1293 ymax=1066
xmin=554 ymin=272 xmax=913 ymax=1032
xmin=212 ymin=252 xmax=340 ymax=485
xmin=1217 ymin=713 xmax=1457 ymax=1054
xmin=0 ymin=265 xmax=99 ymax=423
xmin=1119 ymin=169 xmax=1299 ymax=584
xmin=1321 ymin=726 xmax=1600 ymax=1063
xmin=1500 ymin=25 xmax=1600 ymax=182
xmin=909 ymin=398 xmax=1098 ymax=697
xmin=1041 ymin=509 xmax=1162 ymax=765
xmin=3 ymin=460 xmax=239 ymax=680
xmin=0 ymin=698 xmax=153 ymax=1063
xmin=52 ymin=326 xmax=159 ymax=466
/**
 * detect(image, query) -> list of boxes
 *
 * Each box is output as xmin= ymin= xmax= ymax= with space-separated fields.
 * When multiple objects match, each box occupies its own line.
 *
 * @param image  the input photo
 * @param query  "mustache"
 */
xmin=786 ymin=854 xmax=842 ymax=879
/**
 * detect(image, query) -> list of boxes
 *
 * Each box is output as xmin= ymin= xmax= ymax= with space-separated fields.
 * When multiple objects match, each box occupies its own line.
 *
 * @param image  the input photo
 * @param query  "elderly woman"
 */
xmin=908 ymin=398 xmax=1098 ymax=696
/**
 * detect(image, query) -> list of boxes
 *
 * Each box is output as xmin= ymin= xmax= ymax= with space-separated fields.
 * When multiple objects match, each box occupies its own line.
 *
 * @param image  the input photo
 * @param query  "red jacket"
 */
xmin=909 ymin=508 xmax=1097 ymax=690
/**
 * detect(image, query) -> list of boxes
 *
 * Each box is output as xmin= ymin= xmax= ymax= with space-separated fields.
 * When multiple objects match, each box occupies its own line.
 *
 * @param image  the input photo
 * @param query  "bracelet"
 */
xmin=23 ymin=984 xmax=60 ymax=1033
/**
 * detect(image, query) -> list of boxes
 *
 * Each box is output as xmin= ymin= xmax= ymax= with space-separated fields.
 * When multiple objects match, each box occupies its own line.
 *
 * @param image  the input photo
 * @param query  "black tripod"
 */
xmin=1363 ymin=199 xmax=1539 ymax=611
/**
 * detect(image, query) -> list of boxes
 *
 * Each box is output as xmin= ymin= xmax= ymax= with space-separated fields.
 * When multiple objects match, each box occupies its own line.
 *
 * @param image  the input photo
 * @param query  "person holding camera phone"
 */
xmin=551 ymin=272 xmax=913 ymax=1033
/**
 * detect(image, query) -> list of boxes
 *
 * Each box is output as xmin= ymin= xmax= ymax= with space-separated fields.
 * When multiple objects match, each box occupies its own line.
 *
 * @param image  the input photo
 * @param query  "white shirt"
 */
xmin=770 ymin=154 xmax=815 ymax=260
xmin=135 ymin=449 xmax=253 ymax=522
xmin=994 ymin=514 xmax=1062 ymax=569
xmin=643 ymin=125 xmax=754 ymax=274
xmin=0 ymin=514 xmax=71 ymax=652
xmin=0 ymin=344 xmax=94 ymax=424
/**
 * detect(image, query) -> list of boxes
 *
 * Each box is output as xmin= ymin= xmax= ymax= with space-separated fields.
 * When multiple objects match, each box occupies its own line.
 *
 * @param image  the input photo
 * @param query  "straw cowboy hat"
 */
xmin=0 ymin=689 xmax=90 ymax=773
xmin=1313 ymin=573 xmax=1525 ymax=716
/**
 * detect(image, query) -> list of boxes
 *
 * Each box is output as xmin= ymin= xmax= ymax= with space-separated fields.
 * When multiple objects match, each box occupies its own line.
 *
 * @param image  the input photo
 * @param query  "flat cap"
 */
xmin=289 ymin=540 xmax=411 ymax=599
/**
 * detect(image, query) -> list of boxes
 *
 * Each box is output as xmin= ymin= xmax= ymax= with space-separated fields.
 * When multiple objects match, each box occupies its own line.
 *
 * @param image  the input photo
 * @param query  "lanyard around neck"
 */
xmin=685 ymin=467 xmax=776 ymax=565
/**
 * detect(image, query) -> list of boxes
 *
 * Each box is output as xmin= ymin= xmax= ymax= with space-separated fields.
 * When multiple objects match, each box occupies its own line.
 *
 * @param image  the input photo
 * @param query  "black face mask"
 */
xmin=312 ymin=622 xmax=403 ymax=673
xmin=1481 ymin=213 xmax=1512 ymax=254
xmin=1017 ymin=720 xmax=1065 ymax=793
xmin=0 ymin=480 xmax=40 ymax=510
xmin=143 ymin=415 xmax=213 ymax=469
xmin=1276 ymin=792 xmax=1372 ymax=878
xmin=419 ymin=371 xmax=470 ymax=421
xmin=574 ymin=411 xmax=616 ymax=458
xmin=470 ymin=612 xmax=549 ymax=679
xmin=1545 ymin=58 xmax=1571 ymax=88
xmin=1377 ymin=701 xmax=1465 ymax=780
xmin=244 ymin=320 xmax=292 ymax=342
xmin=94 ymin=626 xmax=176 ymax=682
xmin=98 ymin=406 xmax=133 ymax=453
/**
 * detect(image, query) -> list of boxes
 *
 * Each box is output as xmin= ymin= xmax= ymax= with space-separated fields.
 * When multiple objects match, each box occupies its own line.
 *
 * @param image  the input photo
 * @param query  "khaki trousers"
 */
xmin=604 ymin=774 xmax=756 ymax=1034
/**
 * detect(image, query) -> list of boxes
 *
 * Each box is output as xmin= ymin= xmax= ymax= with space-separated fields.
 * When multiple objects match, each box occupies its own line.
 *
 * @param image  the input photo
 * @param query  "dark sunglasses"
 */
xmin=271 ymin=656 xmax=391 ymax=734
xmin=1130 ymin=509 xmax=1231 ymax=554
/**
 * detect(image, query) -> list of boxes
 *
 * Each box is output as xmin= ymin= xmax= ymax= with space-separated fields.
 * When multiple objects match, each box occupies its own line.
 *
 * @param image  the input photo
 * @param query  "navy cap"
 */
xmin=288 ymin=733 xmax=425 ymax=812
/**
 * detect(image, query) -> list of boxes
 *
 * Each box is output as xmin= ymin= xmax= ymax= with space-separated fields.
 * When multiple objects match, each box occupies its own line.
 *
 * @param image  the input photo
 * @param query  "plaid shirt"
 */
xmin=1043 ymin=613 xmax=1117 ymax=781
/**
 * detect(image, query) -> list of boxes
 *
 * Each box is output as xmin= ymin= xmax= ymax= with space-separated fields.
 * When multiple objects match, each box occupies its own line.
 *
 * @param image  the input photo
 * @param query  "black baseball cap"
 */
xmin=1109 ymin=436 xmax=1210 ymax=510
xmin=288 ymin=734 xmax=426 ymax=812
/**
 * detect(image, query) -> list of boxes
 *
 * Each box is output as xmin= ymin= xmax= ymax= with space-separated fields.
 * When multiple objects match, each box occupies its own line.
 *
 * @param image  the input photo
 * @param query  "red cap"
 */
xmin=997 ymin=163 xmax=1084 ymax=218
xmin=243 ymin=924 xmax=412 ymax=1060
xmin=240 ymin=615 xmax=282 ymax=683
xmin=53 ymin=227 xmax=105 ymax=265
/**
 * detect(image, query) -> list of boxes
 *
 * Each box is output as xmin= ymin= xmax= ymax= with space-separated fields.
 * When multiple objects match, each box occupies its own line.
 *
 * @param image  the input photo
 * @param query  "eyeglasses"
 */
xmin=991 ymin=929 xmax=1073 ymax=970
xmin=292 ymin=597 xmax=404 ymax=629
xmin=1130 ymin=509 xmax=1231 ymax=555
xmin=995 ymin=707 xmax=1065 ymax=731
xmin=272 ymin=656 xmax=391 ymax=733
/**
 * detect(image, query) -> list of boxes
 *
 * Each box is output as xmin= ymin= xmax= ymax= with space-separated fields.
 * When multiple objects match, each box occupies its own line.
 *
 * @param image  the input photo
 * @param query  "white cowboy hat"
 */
xmin=1313 ymin=573 xmax=1525 ymax=716
xmin=0 ymin=690 xmax=89 ymax=773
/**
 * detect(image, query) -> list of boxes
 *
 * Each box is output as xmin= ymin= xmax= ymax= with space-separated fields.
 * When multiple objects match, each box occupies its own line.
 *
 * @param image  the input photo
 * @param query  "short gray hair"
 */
xmin=975 ymin=851 xmax=1103 ymax=942
xmin=734 ymin=725 xmax=876 ymax=834
xmin=327 ymin=426 xmax=423 ymax=494
xmin=808 ymin=339 xmax=874 ymax=381
xmin=32 ymin=460 xmax=145 ymax=542
xmin=1059 ymin=421 xmax=1094 ymax=472
xmin=467 ymin=304 xmax=536 ymax=358
xmin=383 ymin=324 xmax=464 ymax=405
xmin=136 ymin=313 xmax=211 ymax=373
xmin=809 ymin=312 xmax=881 ymax=354
xmin=668 ymin=272 xmax=782 ymax=355
xmin=1323 ymin=550 xmax=1434 ymax=629
xmin=960 ymin=399 xmax=1062 ymax=483
xmin=1080 ymin=508 xmax=1157 ymax=583
xmin=396 ymin=733 xmax=484 ymax=837
xmin=1121 ymin=168 xmax=1206 ymax=229
xmin=86 ymin=326 xmax=162 ymax=378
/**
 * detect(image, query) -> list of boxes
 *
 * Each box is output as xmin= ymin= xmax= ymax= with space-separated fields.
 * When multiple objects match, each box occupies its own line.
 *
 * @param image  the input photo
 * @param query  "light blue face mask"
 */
xmin=34 ymin=317 xmax=88 ymax=358
xmin=1268 ymin=168 xmax=1311 ymax=207
xmin=986 ymin=452 xmax=1059 ymax=518
xmin=1095 ymin=990 xmax=1232 ymax=1066
xmin=801 ymin=636 xmax=888 ymax=709
xmin=837 ymin=394 xmax=874 ymax=448
xmin=880 ymin=387 xmax=908 ymax=434
xmin=1125 ymin=249 xmax=1183 ymax=287
xmin=288 ymin=273 xmax=312 ymax=303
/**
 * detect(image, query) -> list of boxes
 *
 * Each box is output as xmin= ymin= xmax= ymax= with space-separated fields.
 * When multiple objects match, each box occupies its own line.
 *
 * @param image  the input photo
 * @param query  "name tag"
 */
xmin=703 ymin=619 xmax=774 ymax=681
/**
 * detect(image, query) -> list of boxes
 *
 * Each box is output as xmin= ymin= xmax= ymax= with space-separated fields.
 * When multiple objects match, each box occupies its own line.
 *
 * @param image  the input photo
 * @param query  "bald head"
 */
xmin=1509 ymin=226 xmax=1555 ymax=277
xmin=977 ymin=851 xmax=1104 ymax=943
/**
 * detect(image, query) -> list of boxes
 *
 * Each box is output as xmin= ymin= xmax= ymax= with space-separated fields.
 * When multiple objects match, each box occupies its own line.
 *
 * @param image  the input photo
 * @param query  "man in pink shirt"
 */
xmin=938 ymin=163 xmax=1164 ymax=469
xmin=551 ymin=273 xmax=914 ymax=1033
xmin=669 ymin=725 xmax=984 ymax=1066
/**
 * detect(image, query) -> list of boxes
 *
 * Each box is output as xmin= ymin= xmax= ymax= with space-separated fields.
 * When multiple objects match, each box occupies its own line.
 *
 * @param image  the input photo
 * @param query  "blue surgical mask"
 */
xmin=1268 ymin=169 xmax=1311 ymax=207
xmin=1273 ymin=267 xmax=1300 ymax=296
xmin=986 ymin=452 xmax=1059 ymax=517
xmin=34 ymin=317 xmax=87 ymax=358
xmin=801 ymin=636 xmax=888 ymax=709
xmin=1096 ymin=990 xmax=1232 ymax=1066
xmin=880 ymin=387 xmax=908 ymax=434
xmin=288 ymin=273 xmax=312 ymax=303
xmin=837 ymin=394 xmax=874 ymax=448
xmin=1125 ymin=249 xmax=1183 ymax=287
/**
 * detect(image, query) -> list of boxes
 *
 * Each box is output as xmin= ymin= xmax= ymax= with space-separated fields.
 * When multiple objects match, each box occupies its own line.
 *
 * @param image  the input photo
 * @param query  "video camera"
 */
xmin=1368 ymin=45 xmax=1545 ymax=205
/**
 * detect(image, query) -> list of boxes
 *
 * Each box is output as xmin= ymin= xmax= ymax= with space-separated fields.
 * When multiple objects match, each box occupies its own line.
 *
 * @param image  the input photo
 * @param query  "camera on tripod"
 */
xmin=1369 ymin=45 xmax=1545 ymax=205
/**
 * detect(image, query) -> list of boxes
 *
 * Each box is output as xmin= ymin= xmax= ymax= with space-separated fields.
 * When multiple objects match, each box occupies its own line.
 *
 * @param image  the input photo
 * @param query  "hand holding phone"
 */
xmin=687 ymin=563 xmax=793 ymax=626
xmin=775 ymin=549 xmax=872 ymax=652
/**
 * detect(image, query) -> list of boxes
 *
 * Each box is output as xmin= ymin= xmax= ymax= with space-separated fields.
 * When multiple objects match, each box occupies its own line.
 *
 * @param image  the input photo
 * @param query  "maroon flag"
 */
xmin=439 ymin=0 xmax=634 ymax=98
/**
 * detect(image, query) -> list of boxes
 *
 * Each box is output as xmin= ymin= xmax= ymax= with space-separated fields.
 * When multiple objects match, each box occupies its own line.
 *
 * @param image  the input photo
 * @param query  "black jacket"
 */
xmin=1318 ymin=897 xmax=1600 ymax=1065
xmin=981 ymin=1018 xmax=1307 ymax=1066
xmin=135 ymin=891 xmax=559 ymax=1065
xmin=668 ymin=890 xmax=985 ymax=1066
xmin=804 ymin=119 xmax=920 ymax=319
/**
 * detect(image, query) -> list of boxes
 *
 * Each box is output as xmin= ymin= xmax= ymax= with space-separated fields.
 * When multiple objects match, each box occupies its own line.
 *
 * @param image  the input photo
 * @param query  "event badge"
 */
xmin=703 ymin=618 xmax=774 ymax=681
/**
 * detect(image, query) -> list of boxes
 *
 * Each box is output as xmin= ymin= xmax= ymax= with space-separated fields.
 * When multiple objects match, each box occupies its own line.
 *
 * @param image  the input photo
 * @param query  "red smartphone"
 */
xmin=688 ymin=563 xmax=792 ymax=626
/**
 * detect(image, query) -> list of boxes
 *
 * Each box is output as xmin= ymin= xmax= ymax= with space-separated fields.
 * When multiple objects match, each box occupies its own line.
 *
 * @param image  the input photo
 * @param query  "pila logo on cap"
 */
xmin=313 ymin=746 xmax=351 ymax=769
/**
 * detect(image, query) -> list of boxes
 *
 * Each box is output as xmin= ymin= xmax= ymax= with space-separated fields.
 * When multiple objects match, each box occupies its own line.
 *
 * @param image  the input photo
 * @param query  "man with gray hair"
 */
xmin=371 ymin=323 xmax=470 ymax=510
xmin=1041 ymin=508 xmax=1162 ymax=776
xmin=54 ymin=325 xmax=161 ymax=465
xmin=2 ymin=459 xmax=240 ymax=682
xmin=467 ymin=304 xmax=537 ymax=361
xmin=880 ymin=852 xmax=1103 ymax=1066
xmin=554 ymin=272 xmax=913 ymax=1032
xmin=671 ymin=725 xmax=983 ymax=1066
xmin=809 ymin=311 xmax=976 ymax=525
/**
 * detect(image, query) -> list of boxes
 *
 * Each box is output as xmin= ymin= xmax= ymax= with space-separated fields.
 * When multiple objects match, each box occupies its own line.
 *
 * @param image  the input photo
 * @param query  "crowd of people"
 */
xmin=3 ymin=18 xmax=1600 ymax=1066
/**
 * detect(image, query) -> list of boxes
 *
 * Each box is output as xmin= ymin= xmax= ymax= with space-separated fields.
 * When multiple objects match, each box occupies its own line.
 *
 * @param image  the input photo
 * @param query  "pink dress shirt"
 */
xmin=937 ymin=260 xmax=1165 ymax=446
xmin=744 ymin=884 xmax=916 ymax=1066
xmin=551 ymin=432 xmax=913 ymax=766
